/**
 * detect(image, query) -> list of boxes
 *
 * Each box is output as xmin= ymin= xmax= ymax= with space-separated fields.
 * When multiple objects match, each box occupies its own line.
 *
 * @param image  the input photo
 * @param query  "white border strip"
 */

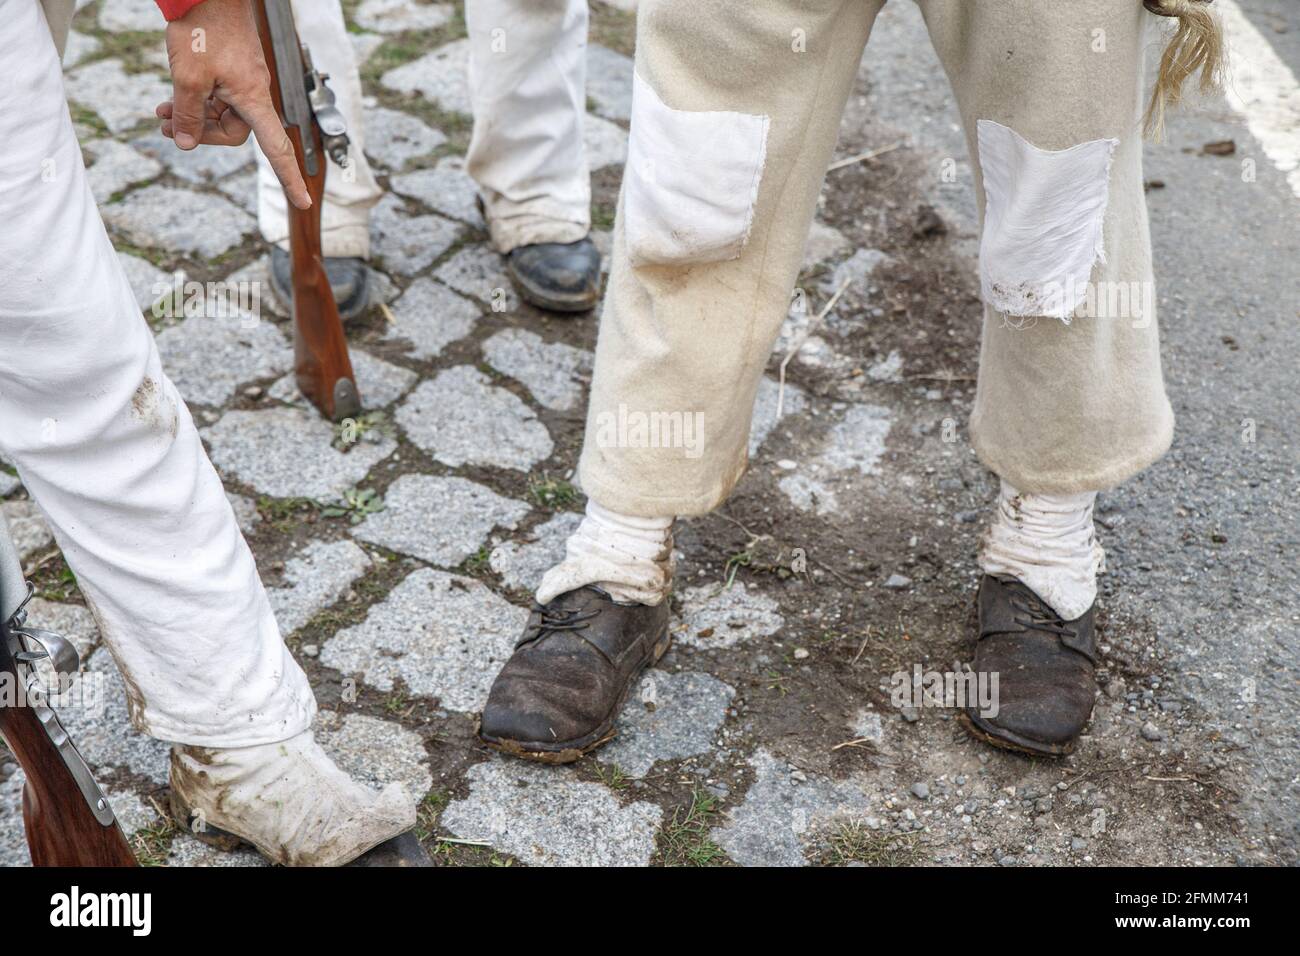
xmin=1218 ymin=0 xmax=1300 ymax=199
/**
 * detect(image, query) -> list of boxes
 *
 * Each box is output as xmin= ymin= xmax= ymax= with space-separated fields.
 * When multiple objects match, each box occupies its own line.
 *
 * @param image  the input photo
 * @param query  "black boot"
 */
xmin=269 ymin=246 xmax=371 ymax=322
xmin=506 ymin=237 xmax=601 ymax=313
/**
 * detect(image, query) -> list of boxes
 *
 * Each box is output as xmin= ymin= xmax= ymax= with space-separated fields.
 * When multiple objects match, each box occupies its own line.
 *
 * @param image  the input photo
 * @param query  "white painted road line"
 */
xmin=1218 ymin=0 xmax=1300 ymax=199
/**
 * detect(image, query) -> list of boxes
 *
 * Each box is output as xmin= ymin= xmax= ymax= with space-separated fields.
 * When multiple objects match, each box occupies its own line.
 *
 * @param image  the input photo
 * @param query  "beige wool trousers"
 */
xmin=579 ymin=0 xmax=1174 ymax=517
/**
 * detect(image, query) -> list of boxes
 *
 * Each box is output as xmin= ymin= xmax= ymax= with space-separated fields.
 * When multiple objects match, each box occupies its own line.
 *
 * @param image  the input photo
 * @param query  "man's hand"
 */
xmin=155 ymin=0 xmax=310 ymax=208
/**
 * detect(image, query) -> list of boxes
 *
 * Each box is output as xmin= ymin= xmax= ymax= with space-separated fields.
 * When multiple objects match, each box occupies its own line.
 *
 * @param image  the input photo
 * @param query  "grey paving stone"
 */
xmin=115 ymin=251 xmax=174 ymax=313
xmin=355 ymin=0 xmax=453 ymax=34
xmin=587 ymin=44 xmax=634 ymax=121
xmin=381 ymin=277 xmax=480 ymax=360
xmin=83 ymin=138 xmax=162 ymax=205
xmin=849 ymin=709 xmax=885 ymax=744
xmin=103 ymin=185 xmax=257 ymax=257
xmin=268 ymin=539 xmax=373 ymax=635
xmin=749 ymin=375 xmax=808 ymax=457
xmin=712 ymin=749 xmax=871 ymax=867
xmin=488 ymin=510 xmax=581 ymax=591
xmin=433 ymin=243 xmax=516 ymax=310
xmin=315 ymin=711 xmax=434 ymax=801
xmin=601 ymin=671 xmax=735 ymax=777
xmin=350 ymin=32 xmax=385 ymax=67
xmin=394 ymin=366 xmax=553 ymax=472
xmin=674 ymin=582 xmax=785 ymax=651
xmin=63 ymin=29 xmax=101 ymax=67
xmin=59 ymin=647 xmax=171 ymax=785
xmin=389 ymin=157 xmax=484 ymax=226
xmin=778 ymin=471 xmax=840 ymax=516
xmin=215 ymin=169 xmax=259 ymax=214
xmin=481 ymin=328 xmax=593 ymax=412
xmin=802 ymin=220 xmax=853 ymax=271
xmin=131 ymin=134 xmax=255 ymax=184
xmin=24 ymin=598 xmax=100 ymax=661
xmin=226 ymin=492 xmax=260 ymax=536
xmin=64 ymin=59 xmax=171 ymax=134
xmin=155 ymin=312 xmax=292 ymax=407
xmin=2 ymin=499 xmax=54 ymax=562
xmin=371 ymin=193 xmax=462 ymax=275
xmin=821 ymin=247 xmax=889 ymax=295
xmin=585 ymin=114 xmax=628 ymax=171
xmin=99 ymin=0 xmax=164 ymax=32
xmin=820 ymin=403 xmax=893 ymax=475
xmin=222 ymin=255 xmax=285 ymax=317
xmin=381 ymin=39 xmax=470 ymax=114
xmin=167 ymin=838 xmax=265 ymax=868
xmin=268 ymin=348 xmax=417 ymax=411
xmin=440 ymin=758 xmax=663 ymax=866
xmin=353 ymin=474 xmax=529 ymax=567
xmin=363 ymin=106 xmax=448 ymax=170
xmin=867 ymin=349 xmax=904 ymax=383
xmin=320 ymin=568 xmax=527 ymax=712
xmin=202 ymin=407 xmax=396 ymax=500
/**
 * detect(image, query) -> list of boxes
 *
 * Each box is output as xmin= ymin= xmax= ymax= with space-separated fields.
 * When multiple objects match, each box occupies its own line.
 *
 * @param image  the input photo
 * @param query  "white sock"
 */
xmin=978 ymin=479 xmax=1105 ymax=620
xmin=170 ymin=728 xmax=414 ymax=867
xmin=535 ymin=500 xmax=674 ymax=606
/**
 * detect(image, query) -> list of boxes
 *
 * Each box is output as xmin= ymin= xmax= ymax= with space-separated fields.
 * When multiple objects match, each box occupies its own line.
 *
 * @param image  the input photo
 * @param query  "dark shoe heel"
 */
xmin=167 ymin=789 xmax=247 ymax=852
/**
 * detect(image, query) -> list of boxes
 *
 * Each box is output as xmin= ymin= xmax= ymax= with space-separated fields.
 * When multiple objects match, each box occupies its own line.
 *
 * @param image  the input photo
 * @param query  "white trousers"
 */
xmin=258 ymin=0 xmax=592 ymax=256
xmin=256 ymin=0 xmax=383 ymax=259
xmin=466 ymin=0 xmax=592 ymax=252
xmin=2 ymin=0 xmax=315 ymax=748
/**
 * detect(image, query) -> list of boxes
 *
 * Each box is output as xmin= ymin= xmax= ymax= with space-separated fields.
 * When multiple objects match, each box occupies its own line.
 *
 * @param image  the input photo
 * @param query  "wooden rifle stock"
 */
xmin=0 ymin=602 xmax=135 ymax=866
xmin=253 ymin=0 xmax=361 ymax=422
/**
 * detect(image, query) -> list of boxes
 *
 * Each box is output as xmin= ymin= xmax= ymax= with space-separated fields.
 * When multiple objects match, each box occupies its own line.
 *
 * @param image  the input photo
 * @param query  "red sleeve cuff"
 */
xmin=155 ymin=0 xmax=207 ymax=21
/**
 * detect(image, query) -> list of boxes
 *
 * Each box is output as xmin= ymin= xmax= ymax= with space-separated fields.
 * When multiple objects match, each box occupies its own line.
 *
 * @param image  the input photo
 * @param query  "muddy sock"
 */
xmin=170 ymin=728 xmax=414 ymax=867
xmin=978 ymin=479 xmax=1105 ymax=620
xmin=535 ymin=499 xmax=674 ymax=606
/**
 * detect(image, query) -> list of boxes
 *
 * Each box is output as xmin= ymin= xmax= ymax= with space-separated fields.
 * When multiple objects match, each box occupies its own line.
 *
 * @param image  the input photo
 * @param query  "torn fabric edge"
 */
xmin=977 ymin=119 xmax=1118 ymax=324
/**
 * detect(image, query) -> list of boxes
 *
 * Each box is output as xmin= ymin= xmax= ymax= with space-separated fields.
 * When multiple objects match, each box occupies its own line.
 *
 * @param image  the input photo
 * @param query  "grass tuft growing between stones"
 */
xmin=657 ymin=789 xmax=729 ymax=867
xmin=131 ymin=814 xmax=179 ymax=868
xmin=527 ymin=476 xmax=580 ymax=511
xmin=818 ymin=823 xmax=921 ymax=867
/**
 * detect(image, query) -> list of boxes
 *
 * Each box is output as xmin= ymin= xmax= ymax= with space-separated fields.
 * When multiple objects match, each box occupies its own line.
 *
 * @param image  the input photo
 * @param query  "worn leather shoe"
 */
xmin=506 ymin=237 xmax=601 ymax=313
xmin=963 ymin=574 xmax=1098 ymax=757
xmin=479 ymin=586 xmax=671 ymax=763
xmin=269 ymin=246 xmax=371 ymax=322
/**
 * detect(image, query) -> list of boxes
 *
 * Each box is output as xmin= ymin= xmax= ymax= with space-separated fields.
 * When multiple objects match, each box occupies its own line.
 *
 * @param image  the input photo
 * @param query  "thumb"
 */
xmin=169 ymin=73 xmax=207 ymax=150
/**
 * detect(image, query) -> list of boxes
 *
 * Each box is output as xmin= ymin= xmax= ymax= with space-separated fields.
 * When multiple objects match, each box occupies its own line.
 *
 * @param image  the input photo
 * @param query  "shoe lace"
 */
xmin=517 ymin=601 xmax=603 ymax=652
xmin=1009 ymin=589 xmax=1076 ymax=637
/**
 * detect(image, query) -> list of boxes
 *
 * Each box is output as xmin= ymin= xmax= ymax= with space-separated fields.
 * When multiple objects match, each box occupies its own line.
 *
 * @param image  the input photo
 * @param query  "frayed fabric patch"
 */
xmin=624 ymin=71 xmax=770 ymax=268
xmin=977 ymin=120 xmax=1118 ymax=324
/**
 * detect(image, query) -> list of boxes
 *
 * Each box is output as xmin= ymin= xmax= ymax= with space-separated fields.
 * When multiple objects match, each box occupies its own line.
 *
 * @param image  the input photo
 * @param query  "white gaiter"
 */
xmin=170 ymin=729 xmax=414 ymax=867
xmin=536 ymin=500 xmax=674 ymax=607
xmin=979 ymin=479 xmax=1106 ymax=621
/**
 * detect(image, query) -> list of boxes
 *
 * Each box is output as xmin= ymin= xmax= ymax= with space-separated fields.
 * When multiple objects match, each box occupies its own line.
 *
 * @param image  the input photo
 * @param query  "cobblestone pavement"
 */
xmin=1 ymin=0 xmax=1295 ymax=866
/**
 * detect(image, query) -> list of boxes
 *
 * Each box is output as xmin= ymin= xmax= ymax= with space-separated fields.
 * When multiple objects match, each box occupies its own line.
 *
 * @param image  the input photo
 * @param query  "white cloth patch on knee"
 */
xmin=535 ymin=499 xmax=675 ymax=607
xmin=976 ymin=120 xmax=1118 ymax=323
xmin=624 ymin=71 xmax=770 ymax=268
xmin=979 ymin=479 xmax=1105 ymax=621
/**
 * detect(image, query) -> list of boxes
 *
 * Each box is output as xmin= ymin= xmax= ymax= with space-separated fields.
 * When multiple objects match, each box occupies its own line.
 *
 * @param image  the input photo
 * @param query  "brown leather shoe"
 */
xmin=962 ymin=574 xmax=1097 ymax=757
xmin=479 ymin=586 xmax=671 ymax=764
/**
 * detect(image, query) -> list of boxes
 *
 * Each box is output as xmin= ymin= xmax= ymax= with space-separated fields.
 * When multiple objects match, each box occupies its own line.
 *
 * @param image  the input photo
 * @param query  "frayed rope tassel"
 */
xmin=1143 ymin=0 xmax=1228 ymax=140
